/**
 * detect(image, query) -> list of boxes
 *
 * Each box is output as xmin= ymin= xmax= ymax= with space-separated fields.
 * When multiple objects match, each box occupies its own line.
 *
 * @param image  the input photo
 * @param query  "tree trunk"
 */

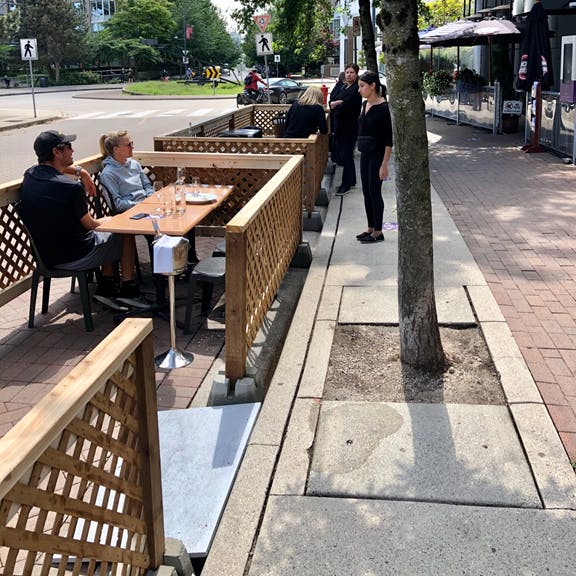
xmin=380 ymin=0 xmax=445 ymax=371
xmin=358 ymin=0 xmax=377 ymax=73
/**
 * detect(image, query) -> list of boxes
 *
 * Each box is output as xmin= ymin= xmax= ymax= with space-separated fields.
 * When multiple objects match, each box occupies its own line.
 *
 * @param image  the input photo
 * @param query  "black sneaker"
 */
xmin=335 ymin=185 xmax=351 ymax=196
xmin=119 ymin=281 xmax=141 ymax=299
xmin=95 ymin=277 xmax=118 ymax=298
xmin=360 ymin=233 xmax=385 ymax=244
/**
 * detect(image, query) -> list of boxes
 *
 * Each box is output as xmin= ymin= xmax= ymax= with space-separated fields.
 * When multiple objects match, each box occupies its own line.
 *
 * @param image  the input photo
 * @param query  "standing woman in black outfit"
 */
xmin=356 ymin=70 xmax=393 ymax=244
xmin=330 ymin=63 xmax=362 ymax=195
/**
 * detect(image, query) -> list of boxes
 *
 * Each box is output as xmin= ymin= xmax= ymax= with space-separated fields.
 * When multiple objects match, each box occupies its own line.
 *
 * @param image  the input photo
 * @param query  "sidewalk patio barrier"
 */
xmin=536 ymin=91 xmax=576 ymax=163
xmin=0 ymin=151 xmax=304 ymax=384
xmin=0 ymin=157 xmax=109 ymax=308
xmin=154 ymin=104 xmax=329 ymax=221
xmin=132 ymin=151 xmax=305 ymax=384
xmin=425 ymin=83 xmax=501 ymax=135
xmin=0 ymin=318 xmax=165 ymax=575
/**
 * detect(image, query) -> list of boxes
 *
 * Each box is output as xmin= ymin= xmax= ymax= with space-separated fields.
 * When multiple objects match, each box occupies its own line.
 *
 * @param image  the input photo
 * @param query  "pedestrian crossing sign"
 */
xmin=256 ymin=33 xmax=273 ymax=56
xmin=20 ymin=38 xmax=38 ymax=61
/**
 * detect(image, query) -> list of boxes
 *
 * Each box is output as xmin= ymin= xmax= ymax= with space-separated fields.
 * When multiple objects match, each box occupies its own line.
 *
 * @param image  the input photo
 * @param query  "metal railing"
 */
xmin=424 ymin=83 xmax=501 ymax=135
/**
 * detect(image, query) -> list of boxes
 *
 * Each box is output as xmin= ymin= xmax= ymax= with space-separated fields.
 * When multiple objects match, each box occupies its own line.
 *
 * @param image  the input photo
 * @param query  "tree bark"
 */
xmin=358 ymin=0 xmax=378 ymax=73
xmin=380 ymin=0 xmax=445 ymax=371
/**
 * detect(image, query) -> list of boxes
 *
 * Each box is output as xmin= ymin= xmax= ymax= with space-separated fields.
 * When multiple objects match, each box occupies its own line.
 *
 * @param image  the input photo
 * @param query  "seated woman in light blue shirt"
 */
xmin=99 ymin=130 xmax=153 ymax=213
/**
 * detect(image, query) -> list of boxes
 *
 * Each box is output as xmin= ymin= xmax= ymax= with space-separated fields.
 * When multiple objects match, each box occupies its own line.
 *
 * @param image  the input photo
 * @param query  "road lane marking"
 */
xmin=159 ymin=109 xmax=187 ymax=116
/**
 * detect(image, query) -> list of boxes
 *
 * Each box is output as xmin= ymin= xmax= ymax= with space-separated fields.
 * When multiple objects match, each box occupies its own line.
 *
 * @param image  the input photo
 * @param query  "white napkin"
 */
xmin=153 ymin=235 xmax=189 ymax=274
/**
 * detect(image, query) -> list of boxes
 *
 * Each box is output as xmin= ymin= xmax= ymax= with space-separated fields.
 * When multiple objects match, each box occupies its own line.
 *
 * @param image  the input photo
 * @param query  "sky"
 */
xmin=212 ymin=0 xmax=242 ymax=30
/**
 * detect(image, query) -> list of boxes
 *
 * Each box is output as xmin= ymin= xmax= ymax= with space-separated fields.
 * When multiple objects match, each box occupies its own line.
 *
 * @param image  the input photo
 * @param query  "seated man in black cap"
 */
xmin=18 ymin=130 xmax=138 ymax=298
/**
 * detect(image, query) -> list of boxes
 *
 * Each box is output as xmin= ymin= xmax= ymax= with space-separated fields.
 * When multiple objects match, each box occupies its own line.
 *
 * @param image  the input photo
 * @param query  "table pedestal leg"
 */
xmin=155 ymin=274 xmax=194 ymax=369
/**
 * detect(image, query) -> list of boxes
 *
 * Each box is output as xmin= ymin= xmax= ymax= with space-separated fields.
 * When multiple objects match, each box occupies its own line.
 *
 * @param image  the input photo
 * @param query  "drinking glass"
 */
xmin=190 ymin=177 xmax=200 ymax=193
xmin=175 ymin=181 xmax=186 ymax=215
xmin=153 ymin=181 xmax=165 ymax=216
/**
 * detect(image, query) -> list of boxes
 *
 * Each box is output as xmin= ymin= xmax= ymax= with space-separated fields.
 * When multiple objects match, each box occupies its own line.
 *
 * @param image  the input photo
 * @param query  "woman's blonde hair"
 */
xmin=99 ymin=130 xmax=129 ymax=158
xmin=298 ymin=86 xmax=324 ymax=106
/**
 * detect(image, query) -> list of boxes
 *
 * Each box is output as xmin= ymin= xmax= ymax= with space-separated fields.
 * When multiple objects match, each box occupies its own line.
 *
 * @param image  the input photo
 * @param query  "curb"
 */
xmin=0 ymin=114 xmax=63 ymax=132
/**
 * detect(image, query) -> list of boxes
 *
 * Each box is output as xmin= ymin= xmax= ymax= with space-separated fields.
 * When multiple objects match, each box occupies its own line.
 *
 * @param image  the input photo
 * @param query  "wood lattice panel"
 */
xmin=154 ymin=131 xmax=328 ymax=214
xmin=225 ymin=156 xmax=304 ymax=382
xmin=0 ymin=202 xmax=34 ymax=290
xmin=162 ymin=105 xmax=290 ymax=140
xmin=0 ymin=321 xmax=161 ymax=576
xmin=140 ymin=166 xmax=276 ymax=228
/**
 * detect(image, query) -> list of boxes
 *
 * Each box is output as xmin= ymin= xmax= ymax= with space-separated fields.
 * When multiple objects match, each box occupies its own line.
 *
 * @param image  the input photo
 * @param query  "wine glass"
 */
xmin=153 ymin=180 xmax=165 ymax=216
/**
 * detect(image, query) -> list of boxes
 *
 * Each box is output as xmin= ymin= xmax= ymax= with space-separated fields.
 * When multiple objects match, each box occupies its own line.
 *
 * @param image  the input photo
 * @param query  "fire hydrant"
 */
xmin=320 ymin=83 xmax=329 ymax=106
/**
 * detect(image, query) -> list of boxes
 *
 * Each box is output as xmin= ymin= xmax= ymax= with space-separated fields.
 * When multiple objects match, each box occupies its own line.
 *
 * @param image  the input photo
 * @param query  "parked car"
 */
xmin=264 ymin=78 xmax=307 ymax=103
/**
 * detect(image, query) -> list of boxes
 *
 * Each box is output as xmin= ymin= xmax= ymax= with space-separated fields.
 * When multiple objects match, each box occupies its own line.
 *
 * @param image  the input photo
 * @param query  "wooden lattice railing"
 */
xmin=1 ymin=151 xmax=304 ymax=383
xmin=225 ymin=155 xmax=304 ymax=383
xmin=0 ymin=319 xmax=164 ymax=576
xmin=0 ymin=156 xmax=107 ymax=308
xmin=154 ymin=104 xmax=328 ymax=214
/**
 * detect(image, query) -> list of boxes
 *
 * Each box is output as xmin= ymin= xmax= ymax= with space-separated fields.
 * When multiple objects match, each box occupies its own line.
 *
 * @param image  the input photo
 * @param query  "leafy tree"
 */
xmin=380 ymin=0 xmax=446 ymax=370
xmin=89 ymin=34 xmax=163 ymax=69
xmin=105 ymin=0 xmax=175 ymax=42
xmin=91 ymin=0 xmax=174 ymax=69
xmin=419 ymin=0 xmax=465 ymax=29
xmin=19 ymin=0 xmax=88 ymax=83
xmin=233 ymin=0 xmax=334 ymax=74
xmin=170 ymin=0 xmax=240 ymax=68
xmin=0 ymin=5 xmax=19 ymax=44
xmin=0 ymin=6 xmax=20 ymax=73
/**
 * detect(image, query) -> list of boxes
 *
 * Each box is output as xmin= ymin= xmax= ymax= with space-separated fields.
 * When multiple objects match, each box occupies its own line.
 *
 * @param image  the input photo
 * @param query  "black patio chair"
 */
xmin=183 ymin=256 xmax=226 ymax=334
xmin=25 ymin=227 xmax=96 ymax=332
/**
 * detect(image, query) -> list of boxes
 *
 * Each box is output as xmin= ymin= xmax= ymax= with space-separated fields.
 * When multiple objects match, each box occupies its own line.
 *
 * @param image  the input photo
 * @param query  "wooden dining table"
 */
xmin=97 ymin=184 xmax=233 ymax=370
xmin=97 ymin=184 xmax=233 ymax=236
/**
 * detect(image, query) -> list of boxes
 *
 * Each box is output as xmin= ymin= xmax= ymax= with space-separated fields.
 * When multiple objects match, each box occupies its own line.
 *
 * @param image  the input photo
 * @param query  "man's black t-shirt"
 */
xmin=19 ymin=165 xmax=95 ymax=268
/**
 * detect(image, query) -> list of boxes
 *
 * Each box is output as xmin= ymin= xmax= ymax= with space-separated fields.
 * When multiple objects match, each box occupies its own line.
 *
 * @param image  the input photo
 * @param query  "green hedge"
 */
xmin=55 ymin=71 xmax=101 ymax=86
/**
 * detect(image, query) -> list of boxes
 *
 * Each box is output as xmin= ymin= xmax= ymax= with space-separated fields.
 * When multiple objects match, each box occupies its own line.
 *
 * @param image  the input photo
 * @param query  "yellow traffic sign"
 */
xmin=203 ymin=66 xmax=221 ymax=79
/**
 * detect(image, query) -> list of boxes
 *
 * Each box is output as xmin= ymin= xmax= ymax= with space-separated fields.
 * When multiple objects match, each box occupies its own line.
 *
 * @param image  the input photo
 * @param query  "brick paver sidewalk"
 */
xmin=0 ymin=238 xmax=223 ymax=438
xmin=427 ymin=116 xmax=576 ymax=463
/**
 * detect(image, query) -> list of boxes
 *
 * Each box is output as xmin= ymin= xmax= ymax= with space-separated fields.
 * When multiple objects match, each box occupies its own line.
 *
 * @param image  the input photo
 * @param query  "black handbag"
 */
xmin=357 ymin=135 xmax=377 ymax=153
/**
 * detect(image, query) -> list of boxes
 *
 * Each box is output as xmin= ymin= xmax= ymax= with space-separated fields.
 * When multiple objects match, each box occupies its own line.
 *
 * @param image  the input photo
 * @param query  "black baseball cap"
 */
xmin=34 ymin=130 xmax=77 ymax=159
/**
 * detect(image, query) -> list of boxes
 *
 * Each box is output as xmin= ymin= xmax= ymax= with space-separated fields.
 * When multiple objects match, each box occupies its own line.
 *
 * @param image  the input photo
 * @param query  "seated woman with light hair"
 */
xmin=283 ymin=86 xmax=328 ymax=139
xmin=98 ymin=130 xmax=154 ymax=213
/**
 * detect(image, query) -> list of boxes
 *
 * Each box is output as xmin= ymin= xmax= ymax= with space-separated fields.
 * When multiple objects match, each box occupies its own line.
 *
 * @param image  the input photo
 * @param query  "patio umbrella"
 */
xmin=474 ymin=20 xmax=520 ymax=85
xmin=419 ymin=20 xmax=476 ymax=46
xmin=516 ymin=0 xmax=554 ymax=91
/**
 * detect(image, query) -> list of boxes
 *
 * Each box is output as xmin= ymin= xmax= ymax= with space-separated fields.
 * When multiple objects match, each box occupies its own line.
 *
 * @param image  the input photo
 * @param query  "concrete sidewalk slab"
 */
xmin=308 ymin=401 xmax=541 ymax=508
xmin=248 ymin=496 xmax=576 ymax=576
xmin=339 ymin=285 xmax=476 ymax=324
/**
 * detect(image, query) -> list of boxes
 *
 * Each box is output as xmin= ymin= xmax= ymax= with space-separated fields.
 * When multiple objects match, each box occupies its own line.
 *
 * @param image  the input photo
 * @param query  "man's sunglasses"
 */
xmin=56 ymin=142 xmax=72 ymax=150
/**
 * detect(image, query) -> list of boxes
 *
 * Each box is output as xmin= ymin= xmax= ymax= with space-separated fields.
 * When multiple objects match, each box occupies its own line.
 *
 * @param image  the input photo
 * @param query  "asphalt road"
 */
xmin=0 ymin=89 xmax=237 ymax=182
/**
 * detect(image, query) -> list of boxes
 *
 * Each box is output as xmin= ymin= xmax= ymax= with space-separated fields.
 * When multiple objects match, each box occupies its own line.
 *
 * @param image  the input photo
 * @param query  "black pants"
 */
xmin=338 ymin=138 xmax=357 ymax=189
xmin=360 ymin=150 xmax=385 ymax=231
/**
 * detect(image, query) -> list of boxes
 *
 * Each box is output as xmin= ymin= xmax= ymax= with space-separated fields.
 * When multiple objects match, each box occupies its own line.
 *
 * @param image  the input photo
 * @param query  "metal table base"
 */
xmin=155 ymin=274 xmax=193 ymax=369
